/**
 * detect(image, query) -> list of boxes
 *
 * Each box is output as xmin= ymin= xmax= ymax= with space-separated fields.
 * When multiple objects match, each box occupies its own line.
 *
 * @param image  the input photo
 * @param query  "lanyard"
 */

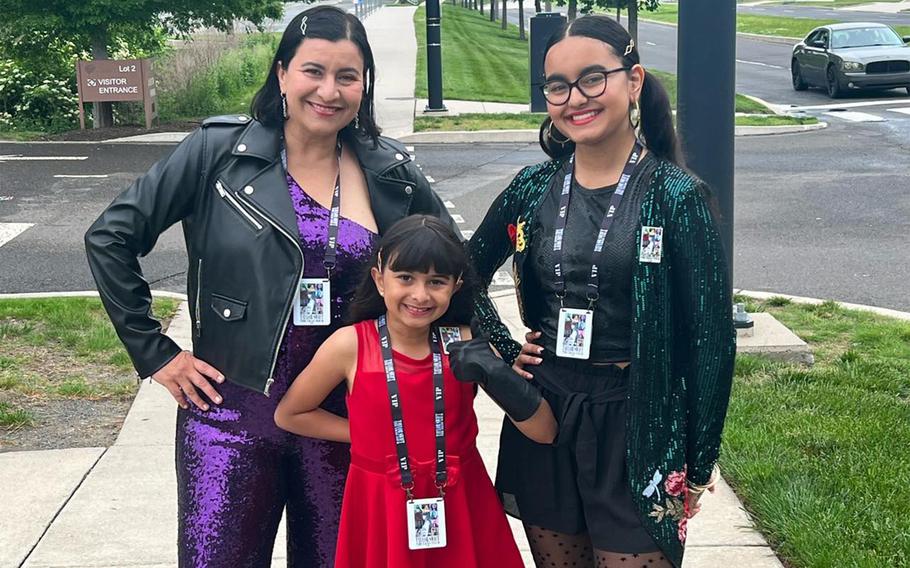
xmin=552 ymin=141 xmax=644 ymax=308
xmin=281 ymin=140 xmax=343 ymax=277
xmin=377 ymin=315 xmax=447 ymax=498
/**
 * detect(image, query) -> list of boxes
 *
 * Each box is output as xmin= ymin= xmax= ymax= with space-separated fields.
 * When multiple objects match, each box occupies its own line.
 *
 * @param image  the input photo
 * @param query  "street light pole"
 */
xmin=425 ymin=0 xmax=447 ymax=112
xmin=677 ymin=0 xmax=736 ymax=280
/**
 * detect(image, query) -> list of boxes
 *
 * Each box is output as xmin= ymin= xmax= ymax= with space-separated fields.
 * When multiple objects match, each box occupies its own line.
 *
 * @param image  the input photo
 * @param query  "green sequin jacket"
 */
xmin=469 ymin=157 xmax=736 ymax=567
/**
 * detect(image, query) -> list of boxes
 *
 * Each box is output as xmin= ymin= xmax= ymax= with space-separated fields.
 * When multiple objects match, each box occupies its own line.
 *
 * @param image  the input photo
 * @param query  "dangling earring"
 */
xmin=281 ymin=93 xmax=288 ymax=120
xmin=353 ymin=114 xmax=360 ymax=130
xmin=546 ymin=121 xmax=570 ymax=147
xmin=629 ymin=99 xmax=641 ymax=130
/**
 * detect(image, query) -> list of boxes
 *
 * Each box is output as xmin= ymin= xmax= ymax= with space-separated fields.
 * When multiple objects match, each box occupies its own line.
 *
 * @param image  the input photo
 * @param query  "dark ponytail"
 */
xmin=537 ymin=15 xmax=683 ymax=166
xmin=639 ymin=71 xmax=682 ymax=165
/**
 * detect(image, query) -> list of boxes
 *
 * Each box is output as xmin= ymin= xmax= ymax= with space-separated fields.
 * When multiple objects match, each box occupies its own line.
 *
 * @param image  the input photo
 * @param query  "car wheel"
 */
xmin=826 ymin=66 xmax=843 ymax=99
xmin=792 ymin=60 xmax=808 ymax=91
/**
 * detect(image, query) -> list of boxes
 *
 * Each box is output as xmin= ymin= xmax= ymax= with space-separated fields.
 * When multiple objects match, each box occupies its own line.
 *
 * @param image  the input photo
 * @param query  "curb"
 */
xmin=0 ymin=290 xmax=188 ymax=301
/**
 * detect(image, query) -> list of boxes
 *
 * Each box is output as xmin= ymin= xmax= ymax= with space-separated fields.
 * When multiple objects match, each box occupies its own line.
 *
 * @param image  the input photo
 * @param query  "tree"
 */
xmin=502 ymin=0 xmax=508 ymax=30
xmin=0 ymin=0 xmax=283 ymax=128
xmin=519 ymin=0 xmax=527 ymax=40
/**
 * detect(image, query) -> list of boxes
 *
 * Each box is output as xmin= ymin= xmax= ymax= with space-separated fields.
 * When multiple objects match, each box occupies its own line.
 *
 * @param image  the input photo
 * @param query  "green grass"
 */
xmin=0 ymin=401 xmax=33 ymax=428
xmin=158 ymin=33 xmax=280 ymax=122
xmin=0 ymin=130 xmax=45 ymax=141
xmin=413 ymin=111 xmax=816 ymax=131
xmin=735 ymin=115 xmax=818 ymax=126
xmin=0 ymin=297 xmax=180 ymax=398
xmin=722 ymin=299 xmax=910 ymax=567
xmin=414 ymin=112 xmax=546 ymax=131
xmin=415 ymin=4 xmax=530 ymax=103
xmin=645 ymin=4 xmax=910 ymax=38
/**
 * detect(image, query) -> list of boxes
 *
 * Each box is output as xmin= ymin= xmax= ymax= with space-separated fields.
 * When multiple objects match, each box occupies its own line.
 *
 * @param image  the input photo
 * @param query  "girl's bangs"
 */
xmin=385 ymin=228 xmax=465 ymax=277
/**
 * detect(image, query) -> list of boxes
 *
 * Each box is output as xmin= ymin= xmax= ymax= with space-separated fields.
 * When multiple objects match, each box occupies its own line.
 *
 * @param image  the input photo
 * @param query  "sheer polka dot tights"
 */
xmin=524 ymin=524 xmax=673 ymax=568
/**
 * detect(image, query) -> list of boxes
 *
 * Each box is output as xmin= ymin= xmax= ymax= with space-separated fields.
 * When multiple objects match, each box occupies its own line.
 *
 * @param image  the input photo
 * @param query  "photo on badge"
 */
xmin=556 ymin=307 xmax=592 ymax=360
xmin=294 ymin=278 xmax=331 ymax=326
xmin=437 ymin=326 xmax=462 ymax=354
xmin=407 ymin=497 xmax=446 ymax=550
xmin=639 ymin=226 xmax=663 ymax=264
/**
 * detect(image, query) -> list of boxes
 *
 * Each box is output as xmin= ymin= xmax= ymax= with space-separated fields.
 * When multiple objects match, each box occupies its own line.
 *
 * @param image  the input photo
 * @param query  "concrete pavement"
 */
xmin=1 ymin=290 xmax=788 ymax=568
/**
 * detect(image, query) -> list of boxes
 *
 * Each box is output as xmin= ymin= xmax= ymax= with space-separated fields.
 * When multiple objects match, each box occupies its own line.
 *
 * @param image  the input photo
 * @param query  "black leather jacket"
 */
xmin=85 ymin=115 xmax=455 ymax=395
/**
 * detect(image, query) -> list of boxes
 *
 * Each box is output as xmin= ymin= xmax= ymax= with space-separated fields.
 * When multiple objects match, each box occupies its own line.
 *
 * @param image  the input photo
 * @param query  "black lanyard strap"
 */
xmin=552 ymin=141 xmax=644 ymax=308
xmin=377 ymin=315 xmax=447 ymax=498
xmin=281 ymin=140 xmax=343 ymax=278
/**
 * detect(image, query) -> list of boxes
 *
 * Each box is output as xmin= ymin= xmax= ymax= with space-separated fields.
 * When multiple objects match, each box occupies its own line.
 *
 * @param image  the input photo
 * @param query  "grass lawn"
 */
xmin=723 ymin=297 xmax=910 ymax=567
xmin=0 ymin=130 xmax=45 ymax=142
xmin=415 ymin=4 xmax=530 ymax=103
xmin=0 ymin=297 xmax=180 ymax=417
xmin=645 ymin=4 xmax=910 ymax=38
xmin=413 ymin=111 xmax=817 ymax=131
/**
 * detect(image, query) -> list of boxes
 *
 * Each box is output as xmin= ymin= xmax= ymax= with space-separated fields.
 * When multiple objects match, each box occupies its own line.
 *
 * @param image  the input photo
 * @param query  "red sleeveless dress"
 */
xmin=335 ymin=320 xmax=523 ymax=568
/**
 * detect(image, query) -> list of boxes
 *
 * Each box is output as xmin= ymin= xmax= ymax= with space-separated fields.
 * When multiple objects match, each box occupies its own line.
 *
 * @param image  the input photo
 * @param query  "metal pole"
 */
xmin=425 ymin=0 xmax=447 ymax=111
xmin=677 ymin=0 xmax=736 ymax=280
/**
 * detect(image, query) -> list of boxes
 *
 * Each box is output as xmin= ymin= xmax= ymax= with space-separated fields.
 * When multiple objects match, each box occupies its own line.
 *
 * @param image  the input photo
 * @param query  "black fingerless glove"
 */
xmin=447 ymin=337 xmax=542 ymax=422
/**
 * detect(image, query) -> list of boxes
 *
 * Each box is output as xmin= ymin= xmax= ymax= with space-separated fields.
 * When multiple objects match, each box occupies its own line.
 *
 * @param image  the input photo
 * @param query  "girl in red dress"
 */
xmin=276 ymin=215 xmax=556 ymax=568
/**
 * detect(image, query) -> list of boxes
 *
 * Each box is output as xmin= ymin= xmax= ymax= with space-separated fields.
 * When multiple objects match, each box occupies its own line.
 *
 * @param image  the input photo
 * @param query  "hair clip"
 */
xmin=300 ymin=16 xmax=308 ymax=37
xmin=624 ymin=38 xmax=635 ymax=57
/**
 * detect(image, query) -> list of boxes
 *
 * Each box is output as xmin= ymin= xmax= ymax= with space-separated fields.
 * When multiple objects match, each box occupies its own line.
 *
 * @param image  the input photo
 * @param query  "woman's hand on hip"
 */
xmin=152 ymin=351 xmax=225 ymax=410
xmin=511 ymin=330 xmax=544 ymax=379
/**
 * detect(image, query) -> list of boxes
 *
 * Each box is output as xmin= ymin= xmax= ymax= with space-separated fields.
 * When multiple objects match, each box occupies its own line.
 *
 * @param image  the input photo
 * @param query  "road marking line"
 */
xmin=53 ymin=174 xmax=109 ymax=178
xmin=444 ymin=200 xmax=456 ymax=209
xmin=787 ymin=99 xmax=910 ymax=112
xmin=823 ymin=111 xmax=885 ymax=122
xmin=461 ymin=229 xmax=474 ymax=239
xmin=425 ymin=176 xmax=436 ymax=183
xmin=0 ymin=196 xmax=13 ymax=202
xmin=736 ymin=59 xmax=786 ymax=70
xmin=451 ymin=214 xmax=465 ymax=224
xmin=0 ymin=223 xmax=34 ymax=248
xmin=887 ymin=107 xmax=910 ymax=116
xmin=0 ymin=156 xmax=88 ymax=161
xmin=492 ymin=271 xmax=514 ymax=287
xmin=405 ymin=146 xmax=415 ymax=153
xmin=646 ymin=41 xmax=657 ymax=46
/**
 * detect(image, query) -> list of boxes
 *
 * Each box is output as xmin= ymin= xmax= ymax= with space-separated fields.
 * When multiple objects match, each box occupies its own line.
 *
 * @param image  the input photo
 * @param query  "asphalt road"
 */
xmin=2 ymin=118 xmax=909 ymax=311
xmin=738 ymin=3 xmax=910 ymax=27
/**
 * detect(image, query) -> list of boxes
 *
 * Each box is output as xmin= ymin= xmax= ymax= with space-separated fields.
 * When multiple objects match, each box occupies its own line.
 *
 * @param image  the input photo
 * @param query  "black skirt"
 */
xmin=495 ymin=355 xmax=660 ymax=553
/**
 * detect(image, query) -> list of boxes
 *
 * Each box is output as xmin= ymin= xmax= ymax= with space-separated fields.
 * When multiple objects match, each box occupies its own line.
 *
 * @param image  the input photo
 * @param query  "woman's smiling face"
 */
xmin=544 ymin=35 xmax=641 ymax=147
xmin=277 ymin=38 xmax=364 ymax=138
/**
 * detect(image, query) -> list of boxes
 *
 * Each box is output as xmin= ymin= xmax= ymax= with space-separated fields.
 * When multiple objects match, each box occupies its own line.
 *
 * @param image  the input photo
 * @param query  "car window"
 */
xmin=806 ymin=30 xmax=821 ymax=44
xmin=832 ymin=27 xmax=903 ymax=48
xmin=818 ymin=30 xmax=830 ymax=48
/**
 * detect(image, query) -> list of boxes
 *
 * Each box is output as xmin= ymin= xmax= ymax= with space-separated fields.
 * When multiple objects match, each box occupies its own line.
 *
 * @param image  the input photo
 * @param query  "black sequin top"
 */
xmin=528 ymin=154 xmax=656 ymax=362
xmin=467 ymin=156 xmax=736 ymax=568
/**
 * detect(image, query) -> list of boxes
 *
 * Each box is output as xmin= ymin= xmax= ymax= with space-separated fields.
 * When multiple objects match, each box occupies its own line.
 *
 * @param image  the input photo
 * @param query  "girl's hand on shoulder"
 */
xmin=512 ymin=330 xmax=543 ymax=379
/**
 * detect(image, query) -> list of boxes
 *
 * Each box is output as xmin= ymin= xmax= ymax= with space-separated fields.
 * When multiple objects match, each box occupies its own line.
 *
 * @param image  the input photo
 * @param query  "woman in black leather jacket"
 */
xmin=85 ymin=7 xmax=454 ymax=567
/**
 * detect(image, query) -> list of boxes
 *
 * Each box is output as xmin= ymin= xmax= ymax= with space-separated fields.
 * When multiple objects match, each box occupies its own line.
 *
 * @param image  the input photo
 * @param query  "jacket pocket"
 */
xmin=215 ymin=179 xmax=264 ymax=231
xmin=195 ymin=258 xmax=203 ymax=337
xmin=210 ymin=293 xmax=248 ymax=322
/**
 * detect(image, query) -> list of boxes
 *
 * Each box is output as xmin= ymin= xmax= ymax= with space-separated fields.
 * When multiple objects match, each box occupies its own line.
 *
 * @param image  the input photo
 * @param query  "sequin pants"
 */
xmin=176 ymin=380 xmax=349 ymax=567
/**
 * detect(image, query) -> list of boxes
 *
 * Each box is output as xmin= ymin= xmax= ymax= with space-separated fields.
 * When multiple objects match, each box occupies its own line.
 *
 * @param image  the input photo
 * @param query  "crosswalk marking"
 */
xmin=451 ymin=214 xmax=465 ymax=224
xmin=0 ymin=155 xmax=88 ymax=161
xmin=492 ymin=271 xmax=514 ymax=287
xmin=823 ymin=111 xmax=885 ymax=123
xmin=444 ymin=201 xmax=455 ymax=209
xmin=0 ymin=223 xmax=34 ymax=248
xmin=425 ymin=176 xmax=436 ymax=183
xmin=460 ymin=229 xmax=474 ymax=239
xmin=887 ymin=107 xmax=910 ymax=116
xmin=53 ymin=174 xmax=109 ymax=178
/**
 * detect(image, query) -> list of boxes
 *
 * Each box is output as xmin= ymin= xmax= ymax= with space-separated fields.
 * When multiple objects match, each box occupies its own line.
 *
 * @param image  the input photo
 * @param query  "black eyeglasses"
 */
xmin=540 ymin=67 xmax=630 ymax=106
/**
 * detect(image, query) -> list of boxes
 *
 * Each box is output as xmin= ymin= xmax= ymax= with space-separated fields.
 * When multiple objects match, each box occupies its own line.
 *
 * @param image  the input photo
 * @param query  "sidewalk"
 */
xmin=0 ymin=290 xmax=784 ymax=568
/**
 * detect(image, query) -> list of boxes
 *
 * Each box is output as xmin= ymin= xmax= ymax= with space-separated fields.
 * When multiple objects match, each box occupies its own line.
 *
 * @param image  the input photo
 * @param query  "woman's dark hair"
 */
xmin=538 ymin=15 xmax=681 ymax=166
xmin=250 ymin=6 xmax=381 ymax=144
xmin=348 ymin=215 xmax=477 ymax=326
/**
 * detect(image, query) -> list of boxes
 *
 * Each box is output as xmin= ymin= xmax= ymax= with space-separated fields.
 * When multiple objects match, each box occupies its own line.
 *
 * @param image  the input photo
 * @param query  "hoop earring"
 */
xmin=281 ymin=93 xmax=288 ymax=120
xmin=546 ymin=121 xmax=570 ymax=147
xmin=629 ymin=99 xmax=641 ymax=130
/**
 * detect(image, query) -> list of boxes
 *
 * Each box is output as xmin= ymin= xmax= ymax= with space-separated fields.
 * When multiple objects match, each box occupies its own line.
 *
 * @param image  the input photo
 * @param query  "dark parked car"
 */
xmin=791 ymin=22 xmax=910 ymax=98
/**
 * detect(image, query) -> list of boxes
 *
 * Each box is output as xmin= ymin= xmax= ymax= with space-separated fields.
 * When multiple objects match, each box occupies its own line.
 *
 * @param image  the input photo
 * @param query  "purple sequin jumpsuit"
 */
xmin=175 ymin=175 xmax=377 ymax=567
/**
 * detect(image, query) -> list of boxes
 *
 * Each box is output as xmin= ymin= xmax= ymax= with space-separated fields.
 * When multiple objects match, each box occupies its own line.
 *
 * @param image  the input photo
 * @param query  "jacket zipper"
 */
xmin=233 ymin=192 xmax=304 ymax=397
xmin=195 ymin=259 xmax=203 ymax=336
xmin=216 ymin=180 xmax=264 ymax=231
